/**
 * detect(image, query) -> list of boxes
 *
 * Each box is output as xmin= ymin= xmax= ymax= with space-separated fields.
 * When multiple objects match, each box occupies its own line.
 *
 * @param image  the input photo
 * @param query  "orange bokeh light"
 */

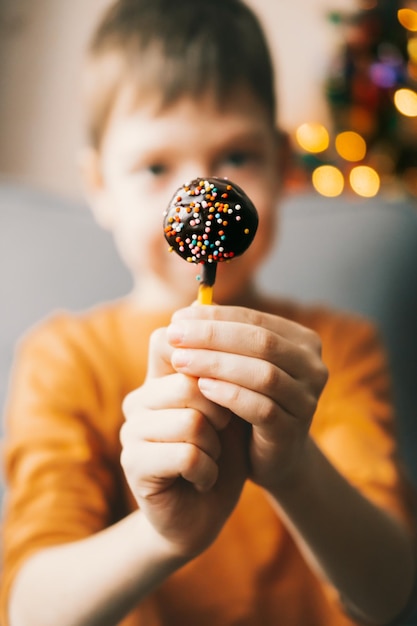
xmin=398 ymin=8 xmax=417 ymax=32
xmin=295 ymin=123 xmax=330 ymax=153
xmin=349 ymin=166 xmax=380 ymax=197
xmin=312 ymin=165 xmax=344 ymax=197
xmin=335 ymin=131 xmax=367 ymax=162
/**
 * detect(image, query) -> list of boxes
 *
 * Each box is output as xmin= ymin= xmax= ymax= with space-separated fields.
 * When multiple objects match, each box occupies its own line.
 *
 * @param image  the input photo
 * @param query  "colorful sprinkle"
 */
xmin=163 ymin=177 xmax=258 ymax=267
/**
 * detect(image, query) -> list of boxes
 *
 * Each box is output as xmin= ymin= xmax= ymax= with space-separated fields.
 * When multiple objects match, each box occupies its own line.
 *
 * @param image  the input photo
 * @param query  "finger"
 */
xmin=120 ymin=406 xmax=222 ymax=461
xmin=172 ymin=305 xmax=316 ymax=346
xmin=167 ymin=318 xmax=304 ymax=378
xmin=121 ymin=440 xmax=219 ymax=495
xmin=168 ymin=310 xmax=325 ymax=384
xmin=123 ymin=372 xmax=232 ymax=431
xmin=171 ymin=349 xmax=318 ymax=420
xmin=146 ymin=327 xmax=175 ymax=379
xmin=198 ymin=377 xmax=315 ymax=430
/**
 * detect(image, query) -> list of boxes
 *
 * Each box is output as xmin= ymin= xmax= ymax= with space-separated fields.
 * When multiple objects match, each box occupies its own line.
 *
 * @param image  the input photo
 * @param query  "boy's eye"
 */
xmin=223 ymin=152 xmax=250 ymax=167
xmin=147 ymin=163 xmax=166 ymax=176
xmin=219 ymin=150 xmax=258 ymax=168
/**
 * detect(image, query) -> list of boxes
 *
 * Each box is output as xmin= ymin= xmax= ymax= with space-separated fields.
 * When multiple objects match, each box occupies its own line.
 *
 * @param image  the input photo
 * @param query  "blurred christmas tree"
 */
xmin=293 ymin=0 xmax=417 ymax=199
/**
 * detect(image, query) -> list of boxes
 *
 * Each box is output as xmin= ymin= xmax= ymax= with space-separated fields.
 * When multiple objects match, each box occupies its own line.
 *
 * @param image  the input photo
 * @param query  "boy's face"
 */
xmin=84 ymin=87 xmax=282 ymax=308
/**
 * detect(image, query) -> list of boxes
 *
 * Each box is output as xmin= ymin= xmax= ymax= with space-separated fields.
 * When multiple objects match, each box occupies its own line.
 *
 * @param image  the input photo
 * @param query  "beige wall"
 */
xmin=0 ymin=0 xmax=354 ymax=199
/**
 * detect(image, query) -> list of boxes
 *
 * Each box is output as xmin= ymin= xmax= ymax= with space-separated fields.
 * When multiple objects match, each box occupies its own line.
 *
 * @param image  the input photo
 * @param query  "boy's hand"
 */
xmin=120 ymin=327 xmax=248 ymax=559
xmin=166 ymin=305 xmax=328 ymax=494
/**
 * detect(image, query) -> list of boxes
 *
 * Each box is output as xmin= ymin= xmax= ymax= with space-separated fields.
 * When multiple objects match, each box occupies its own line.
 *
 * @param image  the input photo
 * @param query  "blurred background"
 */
xmin=3 ymin=0 xmax=415 ymax=201
xmin=1 ymin=0 xmax=417 ymax=492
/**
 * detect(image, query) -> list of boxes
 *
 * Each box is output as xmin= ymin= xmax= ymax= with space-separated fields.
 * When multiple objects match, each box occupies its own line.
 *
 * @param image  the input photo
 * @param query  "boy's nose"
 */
xmin=175 ymin=164 xmax=211 ymax=189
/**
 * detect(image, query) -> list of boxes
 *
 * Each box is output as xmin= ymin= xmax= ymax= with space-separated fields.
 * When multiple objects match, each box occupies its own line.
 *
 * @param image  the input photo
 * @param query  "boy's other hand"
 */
xmin=120 ymin=326 xmax=248 ymax=560
xmin=167 ymin=305 xmax=328 ymax=494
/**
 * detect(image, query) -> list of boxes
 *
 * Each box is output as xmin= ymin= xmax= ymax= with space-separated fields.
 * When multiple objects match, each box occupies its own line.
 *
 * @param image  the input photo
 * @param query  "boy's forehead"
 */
xmin=110 ymin=81 xmax=272 ymax=129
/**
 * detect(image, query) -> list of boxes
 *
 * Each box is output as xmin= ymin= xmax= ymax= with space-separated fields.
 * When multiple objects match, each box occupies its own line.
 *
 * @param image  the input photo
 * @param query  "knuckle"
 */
xmin=119 ymin=421 xmax=129 ymax=446
xmin=181 ymin=407 xmax=206 ymax=437
xmin=298 ymin=332 xmax=327 ymax=381
xmin=297 ymin=327 xmax=311 ymax=348
xmin=310 ymin=360 xmax=329 ymax=393
xmin=204 ymin=321 xmax=218 ymax=347
xmin=122 ymin=391 xmax=135 ymax=418
xmin=149 ymin=326 xmax=166 ymax=349
xmin=317 ymin=362 xmax=329 ymax=387
xmin=302 ymin=392 xmax=318 ymax=420
xmin=303 ymin=327 xmax=323 ymax=354
xmin=178 ymin=442 xmax=201 ymax=472
xmin=225 ymin=383 xmax=243 ymax=406
xmin=261 ymin=362 xmax=281 ymax=392
xmin=259 ymin=397 xmax=278 ymax=428
xmin=253 ymin=327 xmax=276 ymax=357
xmin=209 ymin=354 xmax=222 ymax=378
xmin=120 ymin=446 xmax=133 ymax=474
xmin=248 ymin=308 xmax=264 ymax=328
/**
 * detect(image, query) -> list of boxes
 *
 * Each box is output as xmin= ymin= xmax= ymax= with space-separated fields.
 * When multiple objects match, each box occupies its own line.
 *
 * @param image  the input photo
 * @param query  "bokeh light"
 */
xmin=335 ymin=131 xmax=367 ymax=161
xmin=312 ymin=165 xmax=344 ymax=197
xmin=370 ymin=62 xmax=398 ymax=88
xmin=394 ymin=88 xmax=417 ymax=117
xmin=398 ymin=8 xmax=417 ymax=32
xmin=349 ymin=166 xmax=380 ymax=197
xmin=295 ymin=123 xmax=330 ymax=153
xmin=407 ymin=37 xmax=417 ymax=62
xmin=297 ymin=4 xmax=417 ymax=199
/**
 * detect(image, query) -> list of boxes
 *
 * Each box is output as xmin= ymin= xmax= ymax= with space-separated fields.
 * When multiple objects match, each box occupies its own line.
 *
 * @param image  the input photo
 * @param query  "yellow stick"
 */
xmin=197 ymin=263 xmax=216 ymax=304
xmin=197 ymin=283 xmax=213 ymax=305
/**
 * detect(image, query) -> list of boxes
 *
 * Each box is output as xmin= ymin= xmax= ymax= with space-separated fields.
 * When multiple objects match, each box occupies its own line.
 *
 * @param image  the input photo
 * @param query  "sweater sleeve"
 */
xmin=311 ymin=311 xmax=416 ymax=532
xmin=0 ymin=313 xmax=127 ymax=621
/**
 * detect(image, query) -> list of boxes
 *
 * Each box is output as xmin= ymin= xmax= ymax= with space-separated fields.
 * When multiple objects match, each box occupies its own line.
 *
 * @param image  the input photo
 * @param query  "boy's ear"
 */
xmin=78 ymin=146 xmax=114 ymax=230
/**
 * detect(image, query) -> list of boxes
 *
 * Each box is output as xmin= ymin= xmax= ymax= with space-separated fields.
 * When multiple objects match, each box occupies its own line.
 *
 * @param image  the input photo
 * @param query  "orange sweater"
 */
xmin=1 ymin=298 xmax=412 ymax=626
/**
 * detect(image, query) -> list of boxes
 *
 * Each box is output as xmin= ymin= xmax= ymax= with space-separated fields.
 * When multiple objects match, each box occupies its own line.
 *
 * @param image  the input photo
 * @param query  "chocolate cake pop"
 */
xmin=163 ymin=177 xmax=259 ymax=303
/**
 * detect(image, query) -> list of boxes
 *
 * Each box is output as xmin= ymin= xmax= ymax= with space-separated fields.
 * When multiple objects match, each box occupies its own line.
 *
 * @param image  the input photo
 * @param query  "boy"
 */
xmin=1 ymin=0 xmax=416 ymax=624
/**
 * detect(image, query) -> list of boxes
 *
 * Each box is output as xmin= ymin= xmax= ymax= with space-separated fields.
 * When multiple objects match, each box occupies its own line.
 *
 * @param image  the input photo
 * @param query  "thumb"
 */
xmin=146 ymin=327 xmax=175 ymax=379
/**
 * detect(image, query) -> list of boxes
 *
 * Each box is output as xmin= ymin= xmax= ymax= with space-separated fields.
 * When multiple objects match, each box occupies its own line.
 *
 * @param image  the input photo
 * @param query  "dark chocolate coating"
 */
xmin=163 ymin=177 xmax=258 ymax=266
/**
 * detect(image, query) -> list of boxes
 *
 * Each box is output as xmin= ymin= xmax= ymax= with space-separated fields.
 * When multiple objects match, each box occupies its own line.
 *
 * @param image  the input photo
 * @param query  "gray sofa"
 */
xmin=1 ymin=181 xmax=417 ymax=484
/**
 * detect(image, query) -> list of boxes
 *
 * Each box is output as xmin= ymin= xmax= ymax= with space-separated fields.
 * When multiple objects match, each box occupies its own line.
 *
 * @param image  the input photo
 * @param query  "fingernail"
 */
xmin=167 ymin=323 xmax=185 ymax=346
xmin=198 ymin=378 xmax=217 ymax=393
xmin=171 ymin=349 xmax=190 ymax=369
